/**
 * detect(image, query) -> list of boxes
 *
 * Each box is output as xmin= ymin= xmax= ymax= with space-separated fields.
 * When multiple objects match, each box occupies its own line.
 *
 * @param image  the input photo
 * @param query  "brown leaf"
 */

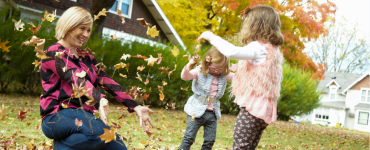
xmin=94 ymin=8 xmax=108 ymax=21
xmin=181 ymin=85 xmax=189 ymax=91
xmin=85 ymin=99 xmax=97 ymax=106
xmin=17 ymin=108 xmax=27 ymax=121
xmin=157 ymin=53 xmax=162 ymax=64
xmin=137 ymin=65 xmax=145 ymax=71
xmin=135 ymin=72 xmax=142 ymax=82
xmin=137 ymin=18 xmax=152 ymax=27
xmin=28 ymin=22 xmax=41 ymax=35
xmin=144 ymin=78 xmax=149 ymax=86
xmin=158 ymin=85 xmax=163 ymax=93
xmin=140 ymin=93 xmax=150 ymax=100
xmin=132 ymin=54 xmax=147 ymax=59
xmin=158 ymin=66 xmax=169 ymax=74
xmin=84 ymin=47 xmax=95 ymax=55
xmin=125 ymin=63 xmax=130 ymax=72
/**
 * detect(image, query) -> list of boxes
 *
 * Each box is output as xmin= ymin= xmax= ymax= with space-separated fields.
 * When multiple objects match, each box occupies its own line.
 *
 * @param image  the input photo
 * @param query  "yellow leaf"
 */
xmin=171 ymin=46 xmax=180 ymax=57
xmin=32 ymin=60 xmax=40 ymax=68
xmin=136 ymin=72 xmax=142 ymax=81
xmin=12 ymin=19 xmax=25 ymax=31
xmin=46 ymin=10 xmax=57 ymax=22
xmin=76 ymin=71 xmax=87 ymax=78
xmin=62 ymin=103 xmax=68 ymax=108
xmin=191 ymin=114 xmax=195 ymax=122
xmin=94 ymin=8 xmax=108 ymax=21
xmin=110 ymin=34 xmax=117 ymax=40
xmin=159 ymin=93 xmax=165 ymax=101
xmin=144 ymin=55 xmax=158 ymax=67
xmin=158 ymin=85 xmax=163 ymax=93
xmin=114 ymin=62 xmax=126 ymax=70
xmin=42 ymin=11 xmax=50 ymax=22
xmin=181 ymin=85 xmax=189 ymax=91
xmin=24 ymin=142 xmax=34 ymax=149
xmin=98 ymin=128 xmax=116 ymax=143
xmin=93 ymin=110 xmax=100 ymax=119
xmin=125 ymin=63 xmax=129 ymax=72
xmin=147 ymin=25 xmax=159 ymax=38
xmin=55 ymin=52 xmax=64 ymax=59
xmin=137 ymin=65 xmax=145 ymax=71
xmin=119 ymin=73 xmax=127 ymax=78
xmin=0 ymin=39 xmax=11 ymax=52
xmin=117 ymin=9 xmax=125 ymax=24
xmin=162 ymin=80 xmax=167 ymax=86
xmin=85 ymin=99 xmax=97 ymax=106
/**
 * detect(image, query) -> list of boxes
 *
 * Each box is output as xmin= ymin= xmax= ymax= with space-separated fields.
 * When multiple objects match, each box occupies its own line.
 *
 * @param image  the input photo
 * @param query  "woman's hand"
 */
xmin=197 ymin=31 xmax=216 ymax=42
xmin=134 ymin=105 xmax=154 ymax=131
xmin=99 ymin=98 xmax=109 ymax=126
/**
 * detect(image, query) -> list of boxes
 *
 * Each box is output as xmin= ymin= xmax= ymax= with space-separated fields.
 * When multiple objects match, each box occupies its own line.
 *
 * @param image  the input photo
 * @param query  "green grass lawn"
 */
xmin=0 ymin=94 xmax=369 ymax=149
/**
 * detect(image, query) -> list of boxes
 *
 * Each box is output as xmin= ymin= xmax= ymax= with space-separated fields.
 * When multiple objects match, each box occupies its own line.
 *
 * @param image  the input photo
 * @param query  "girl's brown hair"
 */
xmin=239 ymin=5 xmax=284 ymax=46
xmin=200 ymin=46 xmax=230 ymax=76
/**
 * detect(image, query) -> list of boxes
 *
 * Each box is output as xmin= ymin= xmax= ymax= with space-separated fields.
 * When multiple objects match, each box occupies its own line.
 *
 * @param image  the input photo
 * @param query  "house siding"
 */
xmin=350 ymin=75 xmax=370 ymax=90
xmin=11 ymin=0 xmax=168 ymax=43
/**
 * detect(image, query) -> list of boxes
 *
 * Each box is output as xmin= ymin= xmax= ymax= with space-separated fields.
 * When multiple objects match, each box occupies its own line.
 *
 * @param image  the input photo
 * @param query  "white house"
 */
xmin=296 ymin=72 xmax=370 ymax=132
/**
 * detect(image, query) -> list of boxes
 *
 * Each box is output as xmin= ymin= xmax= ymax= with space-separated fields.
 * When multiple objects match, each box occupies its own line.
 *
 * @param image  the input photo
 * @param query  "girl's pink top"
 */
xmin=181 ymin=64 xmax=234 ymax=110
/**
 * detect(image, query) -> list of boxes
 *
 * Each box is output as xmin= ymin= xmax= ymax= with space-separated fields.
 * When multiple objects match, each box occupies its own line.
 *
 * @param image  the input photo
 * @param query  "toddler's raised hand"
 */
xmin=197 ymin=31 xmax=216 ymax=42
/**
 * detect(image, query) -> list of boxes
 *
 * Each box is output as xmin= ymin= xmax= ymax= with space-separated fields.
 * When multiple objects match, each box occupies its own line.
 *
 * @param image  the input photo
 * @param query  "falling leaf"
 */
xmin=26 ymin=122 xmax=32 ymax=126
xmin=183 ymin=55 xmax=190 ymax=60
xmin=125 ymin=63 xmax=129 ymax=72
xmin=95 ymin=63 xmax=106 ymax=74
xmin=22 ymin=35 xmax=39 ymax=46
xmin=0 ymin=104 xmax=6 ymax=121
xmin=140 ymin=93 xmax=150 ymax=100
xmin=32 ymin=60 xmax=40 ymax=68
xmin=84 ymin=47 xmax=95 ymax=55
xmin=143 ymin=78 xmax=149 ymax=85
xmin=168 ymin=64 xmax=177 ymax=79
xmin=120 ymin=54 xmax=131 ymax=61
xmin=61 ymin=103 xmax=68 ymax=108
xmin=162 ymin=80 xmax=167 ymax=86
xmin=55 ymin=51 xmax=64 ymax=59
xmin=0 ymin=39 xmax=11 ymax=52
xmin=144 ymin=55 xmax=158 ymax=67
xmin=132 ymin=54 xmax=147 ymax=59
xmin=137 ymin=65 xmax=145 ymax=71
xmin=98 ymin=128 xmax=116 ymax=143
xmin=158 ymin=85 xmax=163 ymax=93
xmin=94 ymin=8 xmax=108 ymax=21
xmin=34 ymin=38 xmax=50 ymax=59
xmin=75 ymin=71 xmax=87 ymax=78
xmin=117 ymin=9 xmax=126 ymax=24
xmin=158 ymin=66 xmax=169 ymax=74
xmin=28 ymin=22 xmax=41 ymax=35
xmin=147 ymin=25 xmax=159 ymax=38
xmin=166 ymin=103 xmax=176 ymax=110
xmin=42 ymin=11 xmax=50 ymax=22
xmin=135 ymin=72 xmax=142 ymax=81
xmin=119 ymin=73 xmax=127 ymax=78
xmin=114 ymin=62 xmax=126 ymax=70
xmin=145 ymin=130 xmax=152 ymax=137
xmin=137 ymin=18 xmax=152 ymax=27
xmin=17 ymin=108 xmax=27 ymax=121
xmin=12 ymin=19 xmax=25 ymax=31
xmin=85 ymin=99 xmax=97 ymax=106
xmin=110 ymin=34 xmax=118 ymax=40
xmin=75 ymin=118 xmax=83 ymax=127
xmin=159 ymin=93 xmax=165 ymax=101
xmin=71 ymin=81 xmax=91 ymax=98
xmin=181 ymin=85 xmax=190 ymax=91
xmin=171 ymin=46 xmax=180 ymax=57
xmin=46 ymin=10 xmax=57 ymax=22
xmin=157 ymin=53 xmax=162 ymax=64
xmin=191 ymin=114 xmax=195 ymax=122
xmin=93 ymin=110 xmax=100 ymax=119
xmin=111 ymin=121 xmax=122 ymax=129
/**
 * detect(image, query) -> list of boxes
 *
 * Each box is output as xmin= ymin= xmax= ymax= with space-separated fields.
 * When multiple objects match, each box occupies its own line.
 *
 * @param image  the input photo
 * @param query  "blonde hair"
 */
xmin=200 ymin=46 xmax=230 ymax=76
xmin=239 ymin=5 xmax=284 ymax=46
xmin=55 ymin=6 xmax=93 ymax=40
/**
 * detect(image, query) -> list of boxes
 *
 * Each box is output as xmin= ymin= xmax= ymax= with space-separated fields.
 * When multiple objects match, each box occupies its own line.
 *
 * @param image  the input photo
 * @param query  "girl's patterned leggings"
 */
xmin=233 ymin=108 xmax=268 ymax=150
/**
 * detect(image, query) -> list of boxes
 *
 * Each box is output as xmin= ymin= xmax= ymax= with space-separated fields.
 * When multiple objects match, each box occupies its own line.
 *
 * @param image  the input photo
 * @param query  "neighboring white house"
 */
xmin=296 ymin=72 xmax=370 ymax=132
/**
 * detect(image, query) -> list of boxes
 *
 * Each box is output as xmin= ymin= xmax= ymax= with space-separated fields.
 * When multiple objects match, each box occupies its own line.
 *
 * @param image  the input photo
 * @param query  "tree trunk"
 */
xmin=90 ymin=0 xmax=116 ymax=39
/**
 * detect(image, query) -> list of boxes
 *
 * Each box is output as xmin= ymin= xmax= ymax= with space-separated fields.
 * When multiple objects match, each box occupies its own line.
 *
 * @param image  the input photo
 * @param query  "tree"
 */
xmin=277 ymin=63 xmax=322 ymax=121
xmin=307 ymin=20 xmax=370 ymax=74
xmin=90 ymin=0 xmax=116 ymax=39
xmin=157 ymin=0 xmax=337 ymax=79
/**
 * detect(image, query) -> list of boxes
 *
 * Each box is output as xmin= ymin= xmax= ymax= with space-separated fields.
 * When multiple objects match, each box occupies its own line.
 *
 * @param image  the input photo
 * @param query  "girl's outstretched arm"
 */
xmin=198 ymin=31 xmax=267 ymax=61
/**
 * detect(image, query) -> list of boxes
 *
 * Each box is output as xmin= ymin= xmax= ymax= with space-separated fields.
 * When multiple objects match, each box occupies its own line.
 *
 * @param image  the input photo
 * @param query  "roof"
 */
xmin=355 ymin=103 xmax=370 ymax=110
xmin=320 ymin=101 xmax=347 ymax=108
xmin=142 ymin=0 xmax=185 ymax=49
xmin=341 ymin=73 xmax=370 ymax=95
xmin=317 ymin=72 xmax=363 ymax=94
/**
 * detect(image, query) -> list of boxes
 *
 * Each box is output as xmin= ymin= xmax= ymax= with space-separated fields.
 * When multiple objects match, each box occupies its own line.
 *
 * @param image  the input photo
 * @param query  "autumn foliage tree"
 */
xmin=157 ymin=0 xmax=337 ymax=79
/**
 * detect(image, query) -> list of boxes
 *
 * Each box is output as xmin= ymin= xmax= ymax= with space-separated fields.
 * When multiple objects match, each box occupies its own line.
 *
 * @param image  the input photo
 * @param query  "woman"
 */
xmin=40 ymin=6 xmax=153 ymax=150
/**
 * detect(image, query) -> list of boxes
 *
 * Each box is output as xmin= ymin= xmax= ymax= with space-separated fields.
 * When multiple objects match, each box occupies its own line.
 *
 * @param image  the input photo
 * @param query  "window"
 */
xmin=109 ymin=0 xmax=133 ymax=18
xmin=361 ymin=89 xmax=370 ymax=102
xmin=358 ymin=111 xmax=369 ymax=125
xmin=330 ymin=87 xmax=337 ymax=100
xmin=315 ymin=107 xmax=329 ymax=120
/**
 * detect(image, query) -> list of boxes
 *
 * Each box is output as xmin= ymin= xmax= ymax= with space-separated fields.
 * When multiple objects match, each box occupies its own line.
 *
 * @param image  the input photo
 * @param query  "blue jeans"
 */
xmin=42 ymin=109 xmax=127 ymax=150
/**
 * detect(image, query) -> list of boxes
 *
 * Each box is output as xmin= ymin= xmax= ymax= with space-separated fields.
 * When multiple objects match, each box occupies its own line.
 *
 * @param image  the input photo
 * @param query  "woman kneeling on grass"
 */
xmin=40 ymin=6 xmax=153 ymax=150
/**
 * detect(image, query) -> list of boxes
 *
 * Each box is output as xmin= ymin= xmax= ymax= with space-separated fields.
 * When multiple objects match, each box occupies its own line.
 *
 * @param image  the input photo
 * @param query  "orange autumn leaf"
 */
xmin=28 ymin=22 xmax=41 ymax=35
xmin=158 ymin=85 xmax=163 ymax=93
xmin=125 ymin=63 xmax=130 ymax=72
xmin=98 ymin=128 xmax=116 ymax=143
xmin=144 ymin=78 xmax=149 ymax=85
xmin=140 ymin=93 xmax=150 ymax=100
xmin=159 ymin=93 xmax=165 ymax=101
xmin=116 ymin=9 xmax=126 ymax=24
xmin=94 ymin=8 xmax=108 ymax=21
xmin=0 ymin=39 xmax=11 ymax=52
xmin=75 ymin=118 xmax=83 ymax=127
xmin=84 ymin=47 xmax=95 ymax=55
xmin=32 ymin=60 xmax=40 ymax=68
xmin=132 ymin=54 xmax=147 ymax=59
xmin=137 ymin=18 xmax=152 ymax=27
xmin=17 ymin=108 xmax=27 ymax=121
xmin=181 ymin=85 xmax=190 ymax=91
xmin=42 ymin=11 xmax=50 ymax=22
xmin=137 ymin=65 xmax=145 ymax=71
xmin=22 ymin=35 xmax=39 ymax=46
xmin=145 ymin=130 xmax=152 ymax=137
xmin=158 ymin=66 xmax=169 ymax=74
